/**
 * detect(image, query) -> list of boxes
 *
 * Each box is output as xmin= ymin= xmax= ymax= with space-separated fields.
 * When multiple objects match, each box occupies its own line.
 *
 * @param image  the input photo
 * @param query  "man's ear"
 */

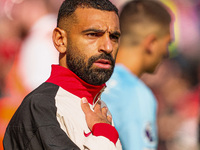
xmin=143 ymin=34 xmax=157 ymax=54
xmin=52 ymin=27 xmax=67 ymax=53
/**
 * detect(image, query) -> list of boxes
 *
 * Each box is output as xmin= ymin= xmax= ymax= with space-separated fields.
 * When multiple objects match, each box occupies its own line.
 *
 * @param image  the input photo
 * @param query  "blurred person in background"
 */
xmin=11 ymin=0 xmax=63 ymax=91
xmin=102 ymin=0 xmax=173 ymax=150
xmin=141 ymin=0 xmax=200 ymax=149
xmin=0 ymin=0 xmax=62 ymax=149
xmin=0 ymin=13 xmax=23 ymax=150
xmin=0 ymin=17 xmax=22 ymax=98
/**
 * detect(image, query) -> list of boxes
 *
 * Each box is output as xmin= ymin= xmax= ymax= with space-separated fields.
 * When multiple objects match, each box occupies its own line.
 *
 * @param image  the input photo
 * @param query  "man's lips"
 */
xmin=93 ymin=59 xmax=112 ymax=69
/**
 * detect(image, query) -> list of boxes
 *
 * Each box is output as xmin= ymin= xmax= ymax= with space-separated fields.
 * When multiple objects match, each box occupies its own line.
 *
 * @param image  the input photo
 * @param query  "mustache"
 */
xmin=88 ymin=53 xmax=115 ymax=67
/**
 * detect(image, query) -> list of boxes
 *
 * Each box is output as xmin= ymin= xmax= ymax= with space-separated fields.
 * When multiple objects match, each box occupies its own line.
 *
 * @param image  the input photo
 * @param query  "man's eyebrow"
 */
xmin=82 ymin=29 xmax=121 ymax=37
xmin=82 ymin=28 xmax=105 ymax=34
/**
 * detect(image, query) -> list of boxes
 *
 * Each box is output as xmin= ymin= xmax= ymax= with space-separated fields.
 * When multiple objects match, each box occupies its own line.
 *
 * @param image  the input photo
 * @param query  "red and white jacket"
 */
xmin=3 ymin=65 xmax=122 ymax=150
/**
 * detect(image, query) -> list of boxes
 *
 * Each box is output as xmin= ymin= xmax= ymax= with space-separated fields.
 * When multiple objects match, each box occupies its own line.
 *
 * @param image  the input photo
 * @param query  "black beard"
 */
xmin=67 ymin=52 xmax=115 ymax=86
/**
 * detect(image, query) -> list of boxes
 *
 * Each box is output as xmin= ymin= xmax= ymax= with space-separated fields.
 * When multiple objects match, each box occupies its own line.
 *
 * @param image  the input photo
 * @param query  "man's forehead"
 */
xmin=74 ymin=7 xmax=118 ymax=16
xmin=73 ymin=7 xmax=120 ymax=32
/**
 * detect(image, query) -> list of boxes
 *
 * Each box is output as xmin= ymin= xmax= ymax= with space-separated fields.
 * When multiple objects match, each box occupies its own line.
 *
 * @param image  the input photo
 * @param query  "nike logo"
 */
xmin=84 ymin=131 xmax=92 ymax=137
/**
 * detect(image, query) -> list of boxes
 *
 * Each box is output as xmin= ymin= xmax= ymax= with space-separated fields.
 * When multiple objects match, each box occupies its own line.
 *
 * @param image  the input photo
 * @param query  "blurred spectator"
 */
xmin=0 ymin=0 xmax=62 ymax=149
xmin=0 ymin=17 xmax=22 ymax=97
xmin=0 ymin=14 xmax=23 ymax=150
xmin=11 ymin=0 xmax=60 ymax=91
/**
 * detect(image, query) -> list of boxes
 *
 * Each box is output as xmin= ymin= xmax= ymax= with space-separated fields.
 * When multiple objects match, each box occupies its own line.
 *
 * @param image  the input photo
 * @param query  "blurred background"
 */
xmin=0 ymin=0 xmax=199 ymax=150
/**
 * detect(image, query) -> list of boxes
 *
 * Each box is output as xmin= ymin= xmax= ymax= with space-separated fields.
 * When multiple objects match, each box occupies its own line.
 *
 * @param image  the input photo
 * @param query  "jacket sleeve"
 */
xmin=83 ymin=123 xmax=122 ymax=150
xmin=3 ymin=93 xmax=81 ymax=150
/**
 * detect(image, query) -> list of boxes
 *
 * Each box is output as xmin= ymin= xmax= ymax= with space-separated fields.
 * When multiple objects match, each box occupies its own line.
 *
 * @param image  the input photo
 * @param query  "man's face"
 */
xmin=66 ymin=8 xmax=120 ymax=85
xmin=147 ymin=32 xmax=172 ymax=73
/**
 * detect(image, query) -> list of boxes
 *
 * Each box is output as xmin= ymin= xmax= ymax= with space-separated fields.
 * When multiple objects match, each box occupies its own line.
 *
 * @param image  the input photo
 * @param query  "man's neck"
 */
xmin=116 ymin=47 xmax=145 ymax=77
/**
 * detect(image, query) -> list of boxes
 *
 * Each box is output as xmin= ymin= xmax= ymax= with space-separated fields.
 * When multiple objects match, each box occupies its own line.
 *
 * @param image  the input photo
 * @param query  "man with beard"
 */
xmin=102 ymin=0 xmax=173 ymax=150
xmin=3 ymin=0 xmax=121 ymax=149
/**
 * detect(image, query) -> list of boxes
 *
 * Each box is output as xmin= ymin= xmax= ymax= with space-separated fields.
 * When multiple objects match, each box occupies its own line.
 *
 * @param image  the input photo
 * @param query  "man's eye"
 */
xmin=110 ymin=35 xmax=119 ymax=41
xmin=87 ymin=33 xmax=98 ymax=37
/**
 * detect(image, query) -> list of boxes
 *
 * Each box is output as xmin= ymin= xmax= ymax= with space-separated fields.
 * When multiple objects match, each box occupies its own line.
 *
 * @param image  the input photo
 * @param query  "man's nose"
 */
xmin=99 ymin=35 xmax=113 ymax=54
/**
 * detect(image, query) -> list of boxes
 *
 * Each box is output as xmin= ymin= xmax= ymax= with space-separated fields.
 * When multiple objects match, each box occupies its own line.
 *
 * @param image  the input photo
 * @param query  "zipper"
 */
xmin=92 ymin=85 xmax=106 ymax=108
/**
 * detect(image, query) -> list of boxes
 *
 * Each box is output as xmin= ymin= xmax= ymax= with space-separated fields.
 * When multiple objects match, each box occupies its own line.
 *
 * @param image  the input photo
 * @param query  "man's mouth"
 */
xmin=93 ymin=59 xmax=112 ymax=69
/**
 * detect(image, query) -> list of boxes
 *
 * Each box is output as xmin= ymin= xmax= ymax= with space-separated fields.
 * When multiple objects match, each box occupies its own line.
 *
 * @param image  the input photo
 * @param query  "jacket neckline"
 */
xmin=46 ymin=65 xmax=106 ymax=105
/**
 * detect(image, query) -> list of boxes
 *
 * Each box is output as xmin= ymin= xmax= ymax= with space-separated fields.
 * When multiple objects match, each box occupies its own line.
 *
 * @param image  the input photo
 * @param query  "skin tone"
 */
xmin=81 ymin=97 xmax=112 ymax=130
xmin=146 ymin=33 xmax=172 ymax=73
xmin=53 ymin=8 xmax=120 ymax=85
xmin=53 ymin=8 xmax=120 ymax=130
xmin=53 ymin=8 xmax=120 ymax=71
xmin=116 ymin=28 xmax=172 ymax=77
